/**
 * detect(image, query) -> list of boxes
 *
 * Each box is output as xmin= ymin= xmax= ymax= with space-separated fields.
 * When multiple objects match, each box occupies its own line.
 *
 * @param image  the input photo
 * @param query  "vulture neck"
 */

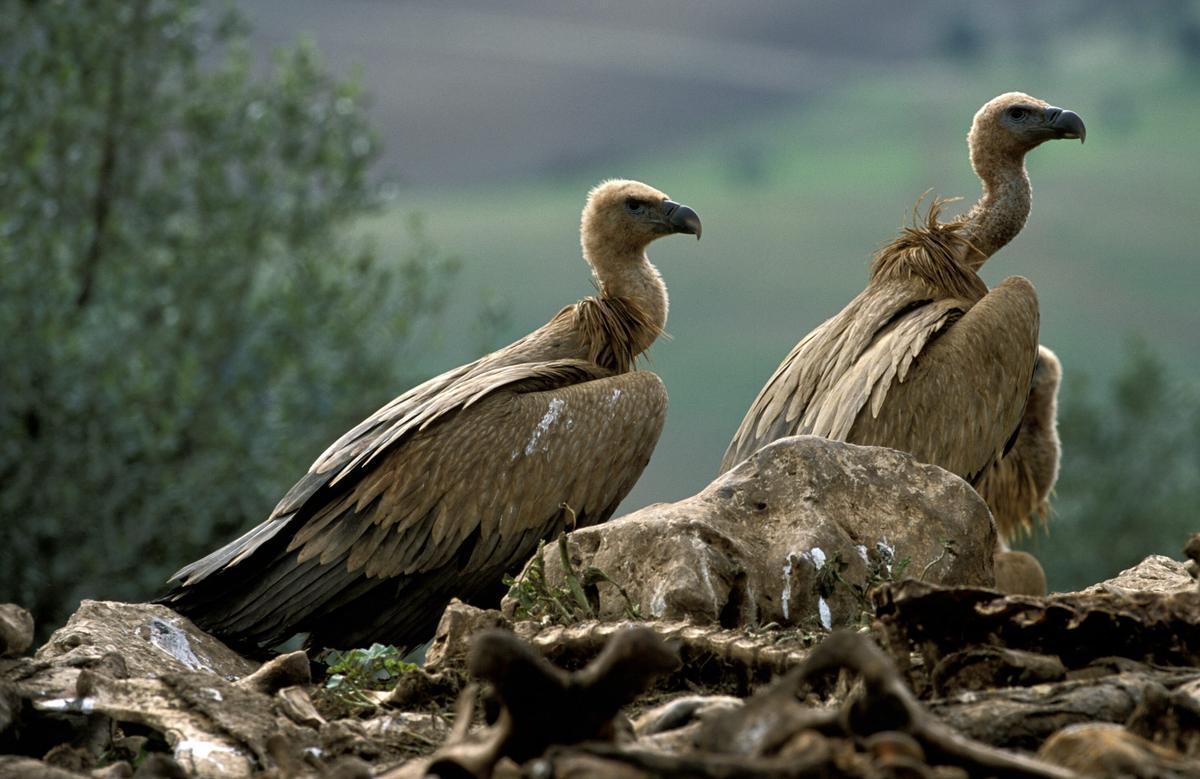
xmin=584 ymin=243 xmax=669 ymax=362
xmin=960 ymin=146 xmax=1032 ymax=271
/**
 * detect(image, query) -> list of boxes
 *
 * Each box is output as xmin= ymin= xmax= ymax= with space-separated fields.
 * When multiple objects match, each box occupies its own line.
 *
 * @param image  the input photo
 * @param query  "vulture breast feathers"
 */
xmin=162 ymin=179 xmax=702 ymax=652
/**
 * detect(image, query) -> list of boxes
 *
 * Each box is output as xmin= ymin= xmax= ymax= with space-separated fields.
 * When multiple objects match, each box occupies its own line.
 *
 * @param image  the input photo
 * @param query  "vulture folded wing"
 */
xmin=721 ymin=310 xmax=857 ymax=474
xmin=169 ymin=362 xmax=668 ymax=648
xmin=310 ymin=360 xmax=482 ymax=478
xmin=846 ymin=276 xmax=1039 ymax=481
xmin=800 ymin=298 xmax=965 ymax=440
xmin=291 ymin=365 xmax=668 ymax=581
xmin=168 ymin=359 xmax=599 ymax=587
xmin=720 ymin=284 xmax=960 ymax=473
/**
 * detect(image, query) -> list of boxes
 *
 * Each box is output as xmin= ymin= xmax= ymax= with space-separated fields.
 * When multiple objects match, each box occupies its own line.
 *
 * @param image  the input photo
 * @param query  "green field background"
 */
xmin=360 ymin=46 xmax=1199 ymax=543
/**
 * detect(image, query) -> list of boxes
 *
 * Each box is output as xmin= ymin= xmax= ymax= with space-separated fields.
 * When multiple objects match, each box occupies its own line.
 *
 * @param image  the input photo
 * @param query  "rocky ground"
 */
xmin=2 ymin=437 xmax=1199 ymax=778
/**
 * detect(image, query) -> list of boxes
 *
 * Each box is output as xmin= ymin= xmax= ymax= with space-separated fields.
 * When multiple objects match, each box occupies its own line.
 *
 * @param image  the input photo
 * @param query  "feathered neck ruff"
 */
xmin=572 ymin=295 xmax=665 ymax=374
xmin=870 ymin=197 xmax=989 ymax=302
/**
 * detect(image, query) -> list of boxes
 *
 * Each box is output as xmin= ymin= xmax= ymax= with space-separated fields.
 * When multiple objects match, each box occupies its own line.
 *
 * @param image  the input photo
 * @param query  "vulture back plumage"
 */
xmin=721 ymin=93 xmax=1083 ymax=543
xmin=161 ymin=179 xmax=702 ymax=651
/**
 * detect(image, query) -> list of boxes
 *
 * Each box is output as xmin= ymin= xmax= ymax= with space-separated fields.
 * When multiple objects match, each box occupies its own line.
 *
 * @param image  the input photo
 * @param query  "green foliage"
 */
xmin=0 ymin=1 xmax=457 ymax=633
xmin=322 ymin=643 xmax=417 ymax=693
xmin=315 ymin=643 xmax=417 ymax=714
xmin=504 ymin=528 xmax=642 ymax=624
xmin=1018 ymin=340 xmax=1200 ymax=590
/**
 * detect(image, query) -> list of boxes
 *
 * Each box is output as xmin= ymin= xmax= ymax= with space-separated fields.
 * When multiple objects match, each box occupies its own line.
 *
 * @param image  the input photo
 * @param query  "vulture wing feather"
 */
xmin=846 ymin=276 xmax=1039 ymax=481
xmin=165 ymin=361 xmax=666 ymax=650
xmin=721 ymin=283 xmax=964 ymax=472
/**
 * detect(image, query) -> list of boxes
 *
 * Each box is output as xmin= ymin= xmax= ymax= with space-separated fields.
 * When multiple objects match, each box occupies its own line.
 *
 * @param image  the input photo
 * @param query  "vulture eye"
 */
xmin=624 ymin=197 xmax=645 ymax=213
xmin=1007 ymin=106 xmax=1028 ymax=121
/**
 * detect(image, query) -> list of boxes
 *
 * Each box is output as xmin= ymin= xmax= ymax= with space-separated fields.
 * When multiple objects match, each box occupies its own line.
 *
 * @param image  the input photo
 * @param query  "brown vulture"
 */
xmin=976 ymin=345 xmax=1062 ymax=540
xmin=720 ymin=92 xmax=1083 ymax=545
xmin=160 ymin=179 xmax=701 ymax=651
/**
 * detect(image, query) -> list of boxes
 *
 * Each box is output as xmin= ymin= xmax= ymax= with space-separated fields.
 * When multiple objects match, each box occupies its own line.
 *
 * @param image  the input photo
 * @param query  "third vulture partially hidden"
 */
xmin=721 ymin=93 xmax=1084 ymax=543
xmin=161 ymin=179 xmax=701 ymax=652
xmin=976 ymin=345 xmax=1062 ymax=539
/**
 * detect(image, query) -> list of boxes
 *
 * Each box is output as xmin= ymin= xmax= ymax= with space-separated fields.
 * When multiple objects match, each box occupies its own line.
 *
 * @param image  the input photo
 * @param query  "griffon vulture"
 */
xmin=721 ymin=93 xmax=1084 ymax=533
xmin=976 ymin=345 xmax=1062 ymax=540
xmin=161 ymin=179 xmax=701 ymax=652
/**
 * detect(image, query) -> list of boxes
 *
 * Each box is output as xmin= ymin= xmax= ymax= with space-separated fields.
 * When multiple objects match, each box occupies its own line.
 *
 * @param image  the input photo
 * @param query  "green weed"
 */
xmin=504 ymin=513 xmax=641 ymax=624
xmin=316 ymin=643 xmax=417 ymax=712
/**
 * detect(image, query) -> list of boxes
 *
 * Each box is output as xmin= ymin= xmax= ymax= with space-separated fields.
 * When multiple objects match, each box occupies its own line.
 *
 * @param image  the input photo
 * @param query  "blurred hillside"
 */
xmin=236 ymin=0 xmax=958 ymax=187
xmin=231 ymin=2 xmax=1200 ymax=589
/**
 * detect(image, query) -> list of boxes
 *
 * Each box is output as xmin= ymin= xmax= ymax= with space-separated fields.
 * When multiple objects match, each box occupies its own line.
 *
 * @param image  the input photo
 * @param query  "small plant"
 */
xmin=316 ymin=643 xmax=417 ymax=711
xmin=504 ymin=506 xmax=641 ymax=624
xmin=746 ymin=621 xmax=825 ymax=647
xmin=813 ymin=543 xmax=914 ymax=628
xmin=920 ymin=539 xmax=958 ymax=581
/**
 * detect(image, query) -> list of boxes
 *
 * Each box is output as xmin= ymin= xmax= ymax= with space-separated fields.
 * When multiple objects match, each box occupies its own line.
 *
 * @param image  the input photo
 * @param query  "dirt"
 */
xmin=2 ymin=542 xmax=1199 ymax=777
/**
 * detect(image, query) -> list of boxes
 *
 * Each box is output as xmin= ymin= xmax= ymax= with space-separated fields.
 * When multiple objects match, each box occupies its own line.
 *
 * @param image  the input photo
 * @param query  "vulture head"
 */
xmin=969 ymin=92 xmax=1086 ymax=166
xmin=581 ymin=179 xmax=702 ymax=257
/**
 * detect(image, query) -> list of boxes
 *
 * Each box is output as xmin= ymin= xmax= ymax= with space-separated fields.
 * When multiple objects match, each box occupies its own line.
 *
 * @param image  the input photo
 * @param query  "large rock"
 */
xmin=27 ymin=600 xmax=258 ymax=690
xmin=1083 ymin=555 xmax=1197 ymax=596
xmin=502 ymin=436 xmax=995 ymax=630
xmin=1 ymin=602 xmax=266 ymax=777
xmin=4 ymin=600 xmax=446 ymax=777
xmin=0 ymin=604 xmax=34 ymax=657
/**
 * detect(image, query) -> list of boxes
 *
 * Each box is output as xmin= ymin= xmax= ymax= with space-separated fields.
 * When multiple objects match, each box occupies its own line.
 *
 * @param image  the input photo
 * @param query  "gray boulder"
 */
xmin=35 ymin=599 xmax=258 ymax=680
xmin=0 ymin=604 xmax=34 ymax=657
xmin=1083 ymin=555 xmax=1197 ymax=596
xmin=502 ymin=435 xmax=995 ymax=630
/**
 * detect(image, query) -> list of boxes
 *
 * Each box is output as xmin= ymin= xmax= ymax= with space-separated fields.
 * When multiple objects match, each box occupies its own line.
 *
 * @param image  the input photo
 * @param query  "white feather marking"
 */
xmin=523 ymin=398 xmax=565 ymax=456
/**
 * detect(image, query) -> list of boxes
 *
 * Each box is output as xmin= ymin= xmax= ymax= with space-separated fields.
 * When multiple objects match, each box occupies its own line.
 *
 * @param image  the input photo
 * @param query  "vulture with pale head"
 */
xmin=721 ymin=93 xmax=1083 ymax=544
xmin=161 ymin=179 xmax=701 ymax=652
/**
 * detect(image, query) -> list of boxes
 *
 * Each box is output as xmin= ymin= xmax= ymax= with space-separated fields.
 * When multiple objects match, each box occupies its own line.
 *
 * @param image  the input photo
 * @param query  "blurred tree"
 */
xmin=0 ymin=0 xmax=458 ymax=634
xmin=1017 ymin=340 xmax=1200 ymax=590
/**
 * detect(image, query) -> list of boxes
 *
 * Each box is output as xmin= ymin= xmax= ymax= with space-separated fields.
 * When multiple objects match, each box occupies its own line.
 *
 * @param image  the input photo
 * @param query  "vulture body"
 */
xmin=721 ymin=93 xmax=1084 ymax=538
xmin=976 ymin=346 xmax=1062 ymax=540
xmin=161 ymin=179 xmax=702 ymax=652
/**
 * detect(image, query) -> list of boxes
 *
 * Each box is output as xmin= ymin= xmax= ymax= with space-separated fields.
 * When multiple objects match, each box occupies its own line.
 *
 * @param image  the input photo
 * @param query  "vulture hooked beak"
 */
xmin=663 ymin=200 xmax=702 ymax=240
xmin=1045 ymin=106 xmax=1086 ymax=143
